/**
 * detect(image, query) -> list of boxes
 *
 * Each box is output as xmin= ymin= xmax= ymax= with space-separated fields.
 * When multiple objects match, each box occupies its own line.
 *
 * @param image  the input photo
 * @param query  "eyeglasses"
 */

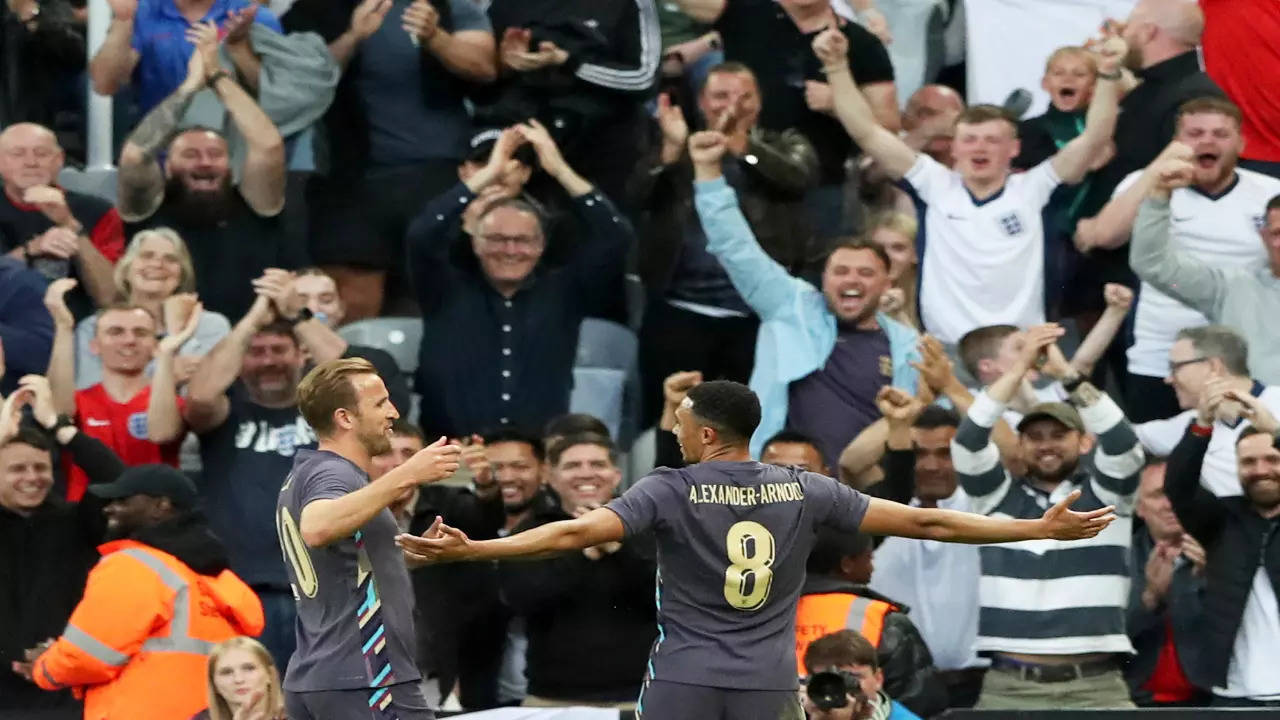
xmin=1169 ymin=357 xmax=1210 ymax=373
xmin=479 ymin=233 xmax=542 ymax=249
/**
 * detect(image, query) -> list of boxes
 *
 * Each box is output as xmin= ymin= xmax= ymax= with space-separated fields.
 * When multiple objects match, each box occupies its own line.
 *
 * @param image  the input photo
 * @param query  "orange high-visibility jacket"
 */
xmin=795 ymin=593 xmax=895 ymax=675
xmin=33 ymin=539 xmax=265 ymax=720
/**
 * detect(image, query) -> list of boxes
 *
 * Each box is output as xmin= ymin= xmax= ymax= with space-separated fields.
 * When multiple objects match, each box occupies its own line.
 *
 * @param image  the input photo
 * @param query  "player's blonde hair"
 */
xmin=296 ymin=357 xmax=379 ymax=436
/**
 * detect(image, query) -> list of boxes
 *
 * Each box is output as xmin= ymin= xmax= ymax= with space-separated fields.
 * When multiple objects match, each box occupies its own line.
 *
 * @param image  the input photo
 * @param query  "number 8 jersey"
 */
xmin=605 ymin=461 xmax=869 ymax=691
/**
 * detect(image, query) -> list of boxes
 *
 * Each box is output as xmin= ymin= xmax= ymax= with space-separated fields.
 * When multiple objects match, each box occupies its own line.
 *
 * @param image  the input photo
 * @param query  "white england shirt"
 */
xmin=906 ymin=154 xmax=1061 ymax=345
xmin=1122 ymin=168 xmax=1280 ymax=378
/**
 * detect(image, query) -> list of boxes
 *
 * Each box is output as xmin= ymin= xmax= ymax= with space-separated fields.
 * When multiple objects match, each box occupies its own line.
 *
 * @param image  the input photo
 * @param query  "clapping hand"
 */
xmin=875 ymin=386 xmax=924 ymax=426
xmin=500 ymin=27 xmax=568 ymax=71
xmin=656 ymin=93 xmax=689 ymax=162
xmin=223 ymin=5 xmax=257 ymax=44
xmin=252 ymin=269 xmax=304 ymax=321
xmin=402 ymin=0 xmax=439 ymax=44
xmin=349 ymin=0 xmax=392 ymax=42
xmin=514 ymin=119 xmax=570 ymax=178
xmin=185 ymin=22 xmax=222 ymax=82
xmin=42 ymin=277 xmax=78 ymax=329
xmin=157 ymin=302 xmax=203 ymax=356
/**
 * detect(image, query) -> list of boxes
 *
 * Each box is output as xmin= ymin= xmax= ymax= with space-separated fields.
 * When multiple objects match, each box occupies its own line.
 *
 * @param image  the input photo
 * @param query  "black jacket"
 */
xmin=627 ymin=125 xmax=817 ymax=297
xmin=800 ymin=576 xmax=949 ymax=719
xmin=1165 ymin=427 xmax=1280 ymax=688
xmin=0 ymin=429 xmax=121 ymax=710
xmin=1124 ymin=525 xmax=1212 ymax=703
xmin=499 ymin=501 xmax=657 ymax=702
xmin=0 ymin=0 xmax=83 ymax=132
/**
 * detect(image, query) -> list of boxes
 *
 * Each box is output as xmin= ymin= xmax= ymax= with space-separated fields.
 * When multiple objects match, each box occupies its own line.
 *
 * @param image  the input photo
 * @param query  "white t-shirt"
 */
xmin=1215 ymin=568 xmax=1280 ymax=700
xmin=1135 ymin=384 xmax=1280 ymax=497
xmin=1122 ymin=168 xmax=1280 ymax=378
xmin=872 ymin=488 xmax=988 ymax=671
xmin=906 ymin=154 xmax=1061 ymax=345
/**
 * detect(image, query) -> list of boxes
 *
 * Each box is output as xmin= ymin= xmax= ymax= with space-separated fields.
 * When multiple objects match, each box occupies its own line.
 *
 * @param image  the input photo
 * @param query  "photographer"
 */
xmin=802 ymin=629 xmax=921 ymax=720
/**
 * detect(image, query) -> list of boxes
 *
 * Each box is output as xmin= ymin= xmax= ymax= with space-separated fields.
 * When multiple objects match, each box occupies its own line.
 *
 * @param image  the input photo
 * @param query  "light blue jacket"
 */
xmin=694 ymin=177 xmax=920 ymax=458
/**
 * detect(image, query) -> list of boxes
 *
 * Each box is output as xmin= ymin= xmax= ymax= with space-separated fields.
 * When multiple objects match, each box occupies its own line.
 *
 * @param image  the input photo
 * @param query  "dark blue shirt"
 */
xmin=666 ymin=161 xmax=752 ymax=315
xmin=787 ymin=325 xmax=892 ymax=470
xmin=405 ymin=182 xmax=631 ymax=436
xmin=0 ymin=257 xmax=52 ymax=396
xmin=606 ymin=461 xmax=870 ymax=690
xmin=131 ymin=0 xmax=281 ymax=112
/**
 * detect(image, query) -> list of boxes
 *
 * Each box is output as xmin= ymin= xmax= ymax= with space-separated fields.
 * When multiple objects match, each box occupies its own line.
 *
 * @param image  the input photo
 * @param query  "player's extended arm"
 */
xmin=396 ymin=507 xmax=625 ymax=565
xmin=859 ymin=491 xmax=1114 ymax=544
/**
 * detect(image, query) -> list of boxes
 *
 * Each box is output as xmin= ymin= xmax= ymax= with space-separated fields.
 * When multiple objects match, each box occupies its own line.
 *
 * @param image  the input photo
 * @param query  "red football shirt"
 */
xmin=66 ymin=384 xmax=186 ymax=501
xmin=1202 ymin=0 xmax=1280 ymax=162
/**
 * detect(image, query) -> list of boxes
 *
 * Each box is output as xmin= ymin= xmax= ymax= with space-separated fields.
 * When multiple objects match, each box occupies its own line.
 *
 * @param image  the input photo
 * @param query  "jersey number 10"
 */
xmin=723 ymin=521 xmax=776 ymax=611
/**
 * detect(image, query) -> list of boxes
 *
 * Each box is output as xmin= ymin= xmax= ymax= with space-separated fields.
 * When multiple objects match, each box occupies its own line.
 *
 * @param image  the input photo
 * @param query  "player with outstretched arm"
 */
xmin=399 ymin=380 xmax=1115 ymax=720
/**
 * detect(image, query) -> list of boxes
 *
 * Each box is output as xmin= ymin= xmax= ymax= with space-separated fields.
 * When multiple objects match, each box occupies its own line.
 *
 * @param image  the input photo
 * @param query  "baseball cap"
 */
xmin=1017 ymin=402 xmax=1084 ymax=433
xmin=88 ymin=464 xmax=198 ymax=509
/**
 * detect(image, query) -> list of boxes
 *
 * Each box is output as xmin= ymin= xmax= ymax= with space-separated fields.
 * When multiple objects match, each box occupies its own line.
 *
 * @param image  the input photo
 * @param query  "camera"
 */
xmin=805 ymin=670 xmax=863 ymax=711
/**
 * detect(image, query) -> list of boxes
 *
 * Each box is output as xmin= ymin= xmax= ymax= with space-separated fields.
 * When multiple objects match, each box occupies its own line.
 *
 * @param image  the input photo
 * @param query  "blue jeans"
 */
xmin=256 ymin=588 xmax=297 ymax=673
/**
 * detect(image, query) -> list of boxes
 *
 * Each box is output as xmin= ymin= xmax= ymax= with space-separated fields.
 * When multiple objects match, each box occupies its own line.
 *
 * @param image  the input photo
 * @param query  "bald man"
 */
xmin=0 ymin=123 xmax=123 ymax=317
xmin=902 ymin=84 xmax=965 ymax=166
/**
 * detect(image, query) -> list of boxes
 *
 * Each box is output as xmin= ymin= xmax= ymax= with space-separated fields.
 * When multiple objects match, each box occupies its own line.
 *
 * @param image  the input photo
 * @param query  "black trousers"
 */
xmin=639 ymin=300 xmax=759 ymax=426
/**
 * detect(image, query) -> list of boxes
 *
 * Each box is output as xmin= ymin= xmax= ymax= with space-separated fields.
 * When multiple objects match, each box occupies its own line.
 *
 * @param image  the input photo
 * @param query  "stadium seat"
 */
xmin=571 ymin=318 xmax=640 ymax=446
xmin=337 ymin=317 xmax=424 ymax=375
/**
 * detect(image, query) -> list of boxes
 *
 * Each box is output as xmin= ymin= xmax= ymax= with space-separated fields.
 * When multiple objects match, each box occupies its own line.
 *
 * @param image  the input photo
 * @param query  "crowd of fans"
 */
xmin=2 ymin=0 xmax=1280 ymax=717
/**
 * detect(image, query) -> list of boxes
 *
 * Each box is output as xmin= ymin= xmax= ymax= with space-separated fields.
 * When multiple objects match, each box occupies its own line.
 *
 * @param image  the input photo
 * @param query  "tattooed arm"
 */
xmin=115 ymin=46 xmax=208 ymax=222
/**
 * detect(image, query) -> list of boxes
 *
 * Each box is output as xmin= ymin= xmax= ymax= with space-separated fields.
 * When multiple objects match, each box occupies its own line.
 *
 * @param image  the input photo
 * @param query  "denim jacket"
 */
xmin=695 ymin=177 xmax=920 ymax=457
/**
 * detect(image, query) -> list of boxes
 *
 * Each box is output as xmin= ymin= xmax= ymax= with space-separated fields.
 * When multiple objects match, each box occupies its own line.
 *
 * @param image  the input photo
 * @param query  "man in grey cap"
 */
xmin=950 ymin=323 xmax=1145 ymax=710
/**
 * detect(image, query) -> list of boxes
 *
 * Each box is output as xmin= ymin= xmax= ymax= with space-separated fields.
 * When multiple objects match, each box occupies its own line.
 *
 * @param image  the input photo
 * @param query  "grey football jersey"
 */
xmin=606 ymin=461 xmax=869 ymax=690
xmin=277 ymin=449 xmax=421 ymax=692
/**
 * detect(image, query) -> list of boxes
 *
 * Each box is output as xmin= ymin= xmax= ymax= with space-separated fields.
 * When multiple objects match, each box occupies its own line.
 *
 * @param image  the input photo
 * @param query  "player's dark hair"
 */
xmin=804 ymin=629 xmax=879 ymax=675
xmin=686 ymin=381 xmax=761 ymax=444
xmin=389 ymin=419 xmax=423 ymax=441
xmin=914 ymin=405 xmax=960 ymax=430
xmin=485 ymin=427 xmax=546 ymax=462
xmin=763 ymin=430 xmax=823 ymax=456
xmin=543 ymin=413 xmax=610 ymax=443
xmin=547 ymin=432 xmax=618 ymax=467
xmin=806 ymin=528 xmax=872 ymax=575
xmin=958 ymin=324 xmax=1020 ymax=379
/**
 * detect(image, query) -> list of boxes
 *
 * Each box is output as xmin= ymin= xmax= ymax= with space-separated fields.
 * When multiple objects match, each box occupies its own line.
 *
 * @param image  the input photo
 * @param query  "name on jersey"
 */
xmin=688 ymin=481 xmax=805 ymax=506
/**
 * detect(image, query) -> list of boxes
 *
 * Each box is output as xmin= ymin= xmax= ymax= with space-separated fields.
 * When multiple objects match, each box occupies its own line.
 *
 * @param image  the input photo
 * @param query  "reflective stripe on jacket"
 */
xmin=33 ymin=539 xmax=265 ymax=720
xmin=796 ymin=593 xmax=894 ymax=675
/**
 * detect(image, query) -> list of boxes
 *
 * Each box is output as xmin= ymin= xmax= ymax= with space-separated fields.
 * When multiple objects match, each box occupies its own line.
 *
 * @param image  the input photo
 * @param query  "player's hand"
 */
xmin=1038 ymin=489 xmax=1115 ymax=540
xmin=406 ymin=436 xmax=462 ymax=483
xmin=459 ymin=434 xmax=493 ymax=492
xmin=396 ymin=516 xmax=474 ymax=565
xmin=909 ymin=335 xmax=956 ymax=395
xmin=1223 ymin=388 xmax=1280 ymax=436
xmin=42 ymin=277 xmax=77 ymax=329
xmin=663 ymin=370 xmax=702 ymax=409
xmin=811 ymin=26 xmax=848 ymax=68
xmin=875 ymin=386 xmax=923 ymax=426
xmin=1103 ymin=283 xmax=1134 ymax=312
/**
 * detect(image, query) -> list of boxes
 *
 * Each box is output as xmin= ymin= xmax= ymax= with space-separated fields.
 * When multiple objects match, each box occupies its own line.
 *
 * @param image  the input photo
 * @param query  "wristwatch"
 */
xmin=50 ymin=414 xmax=76 ymax=433
xmin=288 ymin=307 xmax=314 ymax=326
xmin=207 ymin=70 xmax=232 ymax=88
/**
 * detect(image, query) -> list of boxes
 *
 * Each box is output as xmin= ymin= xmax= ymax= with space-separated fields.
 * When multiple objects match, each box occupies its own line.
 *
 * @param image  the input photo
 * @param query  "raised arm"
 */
xmin=146 ymin=305 xmax=202 ymax=444
xmin=1050 ymin=46 xmax=1121 ymax=184
xmin=299 ymin=437 xmax=460 ymax=547
xmin=1075 ymin=170 xmax=1155 ymax=252
xmin=88 ymin=0 xmax=139 ymax=96
xmin=326 ymin=0 xmax=391 ymax=68
xmin=185 ymin=294 xmax=275 ymax=433
xmin=1069 ymin=283 xmax=1133 ymax=376
xmin=189 ymin=24 xmax=285 ymax=217
xmin=116 ymin=49 xmax=207 ymax=222
xmin=42 ymin=279 xmax=78 ymax=417
xmin=396 ymin=506 xmax=625 ymax=564
xmin=860 ymin=489 xmax=1114 ymax=543
xmin=813 ymin=28 xmax=916 ymax=180
xmin=404 ymin=0 xmax=497 ymax=83
xmin=691 ymin=131 xmax=807 ymax=319
xmin=1130 ymin=146 xmax=1229 ymax=318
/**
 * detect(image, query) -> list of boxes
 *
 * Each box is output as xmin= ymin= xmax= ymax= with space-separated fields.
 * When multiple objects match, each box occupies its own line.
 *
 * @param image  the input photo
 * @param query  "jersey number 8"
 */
xmin=723 ymin=521 xmax=776 ymax=611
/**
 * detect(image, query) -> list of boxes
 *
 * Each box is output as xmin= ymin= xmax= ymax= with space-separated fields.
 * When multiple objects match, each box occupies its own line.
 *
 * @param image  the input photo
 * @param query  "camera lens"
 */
xmin=805 ymin=671 xmax=850 ymax=711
